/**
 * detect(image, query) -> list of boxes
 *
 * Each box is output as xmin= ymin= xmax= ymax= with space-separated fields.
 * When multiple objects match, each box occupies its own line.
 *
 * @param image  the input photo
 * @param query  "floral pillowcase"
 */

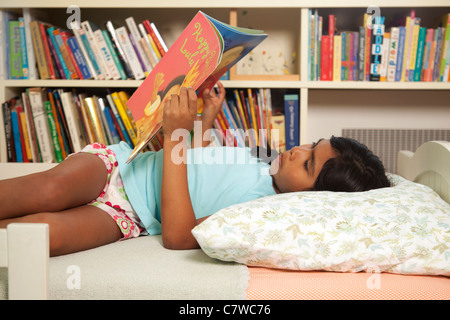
xmin=192 ymin=175 xmax=450 ymax=276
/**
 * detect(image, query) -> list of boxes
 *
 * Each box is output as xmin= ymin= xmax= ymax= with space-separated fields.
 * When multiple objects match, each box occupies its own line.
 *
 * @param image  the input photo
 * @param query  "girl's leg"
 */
xmin=0 ymin=152 xmax=108 ymax=220
xmin=0 ymin=204 xmax=122 ymax=256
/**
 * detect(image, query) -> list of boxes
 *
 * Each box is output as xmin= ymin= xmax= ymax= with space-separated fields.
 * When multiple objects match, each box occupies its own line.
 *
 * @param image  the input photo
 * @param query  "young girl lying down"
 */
xmin=0 ymin=82 xmax=390 ymax=256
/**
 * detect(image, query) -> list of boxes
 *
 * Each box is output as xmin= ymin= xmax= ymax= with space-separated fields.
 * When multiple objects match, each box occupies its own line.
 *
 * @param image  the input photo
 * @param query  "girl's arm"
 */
xmin=191 ymin=81 xmax=226 ymax=148
xmin=161 ymin=87 xmax=207 ymax=250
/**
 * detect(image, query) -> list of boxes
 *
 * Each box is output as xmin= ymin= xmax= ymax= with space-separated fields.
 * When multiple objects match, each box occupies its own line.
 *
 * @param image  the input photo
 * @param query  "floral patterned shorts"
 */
xmin=70 ymin=143 xmax=145 ymax=240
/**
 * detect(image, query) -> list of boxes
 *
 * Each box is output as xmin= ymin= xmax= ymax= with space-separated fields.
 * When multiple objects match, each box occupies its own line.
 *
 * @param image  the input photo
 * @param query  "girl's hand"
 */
xmin=190 ymin=81 xmax=226 ymax=148
xmin=162 ymin=86 xmax=198 ymax=139
xmin=199 ymin=81 xmax=225 ymax=129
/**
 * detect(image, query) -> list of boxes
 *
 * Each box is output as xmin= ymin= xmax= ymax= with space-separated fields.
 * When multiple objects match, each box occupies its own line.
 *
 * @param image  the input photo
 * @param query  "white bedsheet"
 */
xmin=0 ymin=235 xmax=249 ymax=300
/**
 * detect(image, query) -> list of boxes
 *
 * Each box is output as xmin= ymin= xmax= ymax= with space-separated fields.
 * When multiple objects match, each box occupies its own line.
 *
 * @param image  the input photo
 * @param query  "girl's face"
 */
xmin=270 ymin=139 xmax=335 ymax=193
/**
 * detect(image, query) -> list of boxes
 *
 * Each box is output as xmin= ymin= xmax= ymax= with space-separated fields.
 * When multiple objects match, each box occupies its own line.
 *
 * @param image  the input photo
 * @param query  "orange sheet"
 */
xmin=247 ymin=267 xmax=450 ymax=300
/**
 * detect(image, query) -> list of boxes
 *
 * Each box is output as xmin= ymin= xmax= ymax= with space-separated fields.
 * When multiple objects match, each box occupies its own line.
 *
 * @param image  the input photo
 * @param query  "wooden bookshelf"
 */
xmin=1 ymin=1 xmax=450 ymax=165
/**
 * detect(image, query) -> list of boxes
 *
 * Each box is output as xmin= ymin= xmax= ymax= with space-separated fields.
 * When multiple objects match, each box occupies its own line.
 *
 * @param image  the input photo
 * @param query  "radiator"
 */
xmin=342 ymin=129 xmax=450 ymax=174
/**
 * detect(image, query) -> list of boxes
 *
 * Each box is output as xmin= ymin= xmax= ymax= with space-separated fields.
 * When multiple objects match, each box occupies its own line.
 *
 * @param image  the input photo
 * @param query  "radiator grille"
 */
xmin=342 ymin=129 xmax=450 ymax=174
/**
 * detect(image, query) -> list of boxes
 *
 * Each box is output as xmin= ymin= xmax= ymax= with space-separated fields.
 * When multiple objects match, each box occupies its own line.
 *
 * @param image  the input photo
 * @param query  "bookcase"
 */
xmin=1 ymin=0 xmax=450 ymax=166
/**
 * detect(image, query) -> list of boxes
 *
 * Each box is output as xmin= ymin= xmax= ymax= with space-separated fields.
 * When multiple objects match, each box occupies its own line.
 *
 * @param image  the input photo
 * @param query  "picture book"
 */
xmin=125 ymin=11 xmax=267 ymax=163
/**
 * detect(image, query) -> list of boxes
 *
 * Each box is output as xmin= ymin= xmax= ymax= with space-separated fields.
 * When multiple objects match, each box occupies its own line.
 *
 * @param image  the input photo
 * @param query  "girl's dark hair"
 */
xmin=312 ymin=136 xmax=391 ymax=192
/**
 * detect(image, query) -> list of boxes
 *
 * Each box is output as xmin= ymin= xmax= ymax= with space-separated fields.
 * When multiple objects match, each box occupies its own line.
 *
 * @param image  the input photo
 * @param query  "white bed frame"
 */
xmin=1 ymin=141 xmax=449 ymax=300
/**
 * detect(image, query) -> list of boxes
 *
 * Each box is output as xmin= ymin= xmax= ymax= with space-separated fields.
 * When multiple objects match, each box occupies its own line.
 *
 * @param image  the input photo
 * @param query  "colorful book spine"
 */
xmin=39 ymin=23 xmax=57 ymax=79
xmin=433 ymin=27 xmax=445 ymax=82
xmin=18 ymin=17 xmax=29 ymax=79
xmin=421 ymin=28 xmax=433 ymax=81
xmin=138 ymin=23 xmax=159 ymax=67
xmin=439 ymin=14 xmax=450 ymax=82
xmin=413 ymin=27 xmax=427 ymax=81
xmin=364 ymin=13 xmax=372 ymax=81
xmin=97 ymin=97 xmax=120 ymax=145
xmin=111 ymin=91 xmax=137 ymax=145
xmin=328 ymin=14 xmax=335 ymax=81
xmin=128 ymin=32 xmax=147 ymax=75
xmin=333 ymin=34 xmax=342 ymax=81
xmin=349 ymin=32 xmax=354 ymax=80
xmin=271 ymin=114 xmax=285 ymax=152
xmin=106 ymin=93 xmax=133 ymax=147
xmin=320 ymin=35 xmax=331 ymax=81
xmin=67 ymin=36 xmax=92 ymax=79
xmin=105 ymin=20 xmax=133 ymax=78
xmin=44 ymin=100 xmax=63 ymax=162
xmin=10 ymin=107 xmax=23 ymax=162
xmin=18 ymin=107 xmax=32 ymax=162
xmin=402 ymin=13 xmax=414 ymax=81
xmin=284 ymin=94 xmax=299 ymax=151
xmin=71 ymin=22 xmax=102 ymax=80
xmin=28 ymin=88 xmax=55 ymax=163
xmin=317 ymin=16 xmax=322 ymax=81
xmin=247 ymin=88 xmax=259 ymax=146
xmin=379 ymin=32 xmax=390 ymax=81
xmin=125 ymin=16 xmax=153 ymax=73
xmin=387 ymin=27 xmax=399 ymax=82
xmin=93 ymin=28 xmax=121 ymax=80
xmin=60 ymin=91 xmax=85 ymax=153
xmin=352 ymin=31 xmax=359 ymax=80
xmin=408 ymin=18 xmax=421 ymax=82
xmin=369 ymin=16 xmax=385 ymax=81
xmin=395 ymin=27 xmax=406 ymax=82
xmin=81 ymin=21 xmax=109 ymax=79
xmin=2 ymin=100 xmax=14 ymax=161
xmin=47 ymin=90 xmax=70 ymax=157
xmin=60 ymin=31 xmax=84 ymax=79
xmin=22 ymin=8 xmax=38 ymax=80
xmin=308 ymin=9 xmax=315 ymax=81
xmin=8 ymin=20 xmax=23 ymax=79
xmin=102 ymin=29 xmax=127 ymax=79
xmin=21 ymin=92 xmax=40 ymax=162
xmin=44 ymin=28 xmax=63 ymax=79
xmin=139 ymin=37 xmax=158 ymax=70
xmin=358 ymin=26 xmax=365 ymax=81
xmin=143 ymin=20 xmax=166 ymax=57
xmin=47 ymin=27 xmax=71 ymax=79
xmin=83 ymin=97 xmax=108 ymax=145
xmin=115 ymin=26 xmax=145 ymax=80
xmin=423 ymin=28 xmax=437 ymax=82
xmin=341 ymin=32 xmax=347 ymax=80
xmin=307 ymin=9 xmax=313 ymax=81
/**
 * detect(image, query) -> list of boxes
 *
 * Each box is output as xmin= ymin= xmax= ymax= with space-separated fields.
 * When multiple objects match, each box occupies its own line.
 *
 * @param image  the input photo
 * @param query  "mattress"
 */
xmin=247 ymin=267 xmax=450 ymax=300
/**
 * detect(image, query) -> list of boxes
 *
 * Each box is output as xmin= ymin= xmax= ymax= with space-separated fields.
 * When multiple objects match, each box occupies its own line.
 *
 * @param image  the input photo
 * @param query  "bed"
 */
xmin=0 ymin=140 xmax=449 ymax=300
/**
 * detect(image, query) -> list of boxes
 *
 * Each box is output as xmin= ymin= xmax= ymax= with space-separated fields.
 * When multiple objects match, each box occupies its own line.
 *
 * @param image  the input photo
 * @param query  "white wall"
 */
xmin=307 ymin=89 xmax=450 ymax=141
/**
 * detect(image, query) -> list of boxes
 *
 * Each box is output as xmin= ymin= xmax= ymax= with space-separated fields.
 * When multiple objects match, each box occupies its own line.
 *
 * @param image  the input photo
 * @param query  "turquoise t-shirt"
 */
xmin=108 ymin=142 xmax=276 ymax=235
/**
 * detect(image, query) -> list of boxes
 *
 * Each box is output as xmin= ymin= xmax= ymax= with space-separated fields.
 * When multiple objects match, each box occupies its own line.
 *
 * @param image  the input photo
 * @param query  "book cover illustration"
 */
xmin=125 ymin=11 xmax=267 ymax=163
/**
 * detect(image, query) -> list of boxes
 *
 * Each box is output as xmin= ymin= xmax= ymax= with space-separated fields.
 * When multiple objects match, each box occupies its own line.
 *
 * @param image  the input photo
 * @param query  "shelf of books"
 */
xmin=1 ymin=85 xmax=299 ymax=163
xmin=305 ymin=7 xmax=450 ymax=85
xmin=1 ymin=3 xmax=449 ymax=164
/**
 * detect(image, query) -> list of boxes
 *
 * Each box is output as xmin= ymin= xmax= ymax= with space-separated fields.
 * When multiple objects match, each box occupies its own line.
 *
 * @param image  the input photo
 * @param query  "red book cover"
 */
xmin=365 ymin=27 xmax=372 ymax=81
xmin=39 ymin=23 xmax=56 ymax=79
xmin=125 ymin=11 xmax=267 ymax=163
xmin=15 ymin=105 xmax=30 ymax=162
xmin=321 ymin=35 xmax=331 ymax=81
xmin=61 ymin=31 xmax=84 ymax=79
xmin=328 ymin=15 xmax=335 ymax=80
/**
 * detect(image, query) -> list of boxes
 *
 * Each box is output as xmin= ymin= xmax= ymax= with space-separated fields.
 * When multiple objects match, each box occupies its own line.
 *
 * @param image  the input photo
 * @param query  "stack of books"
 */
xmin=214 ymin=89 xmax=298 ymax=153
xmin=2 ymin=86 xmax=298 ymax=162
xmin=1 ymin=87 xmax=167 ymax=163
xmin=308 ymin=10 xmax=450 ymax=82
xmin=0 ymin=9 xmax=167 ymax=80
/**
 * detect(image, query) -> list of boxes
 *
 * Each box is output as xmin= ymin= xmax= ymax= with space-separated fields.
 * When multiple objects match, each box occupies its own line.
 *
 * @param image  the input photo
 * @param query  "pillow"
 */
xmin=192 ymin=174 xmax=450 ymax=276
